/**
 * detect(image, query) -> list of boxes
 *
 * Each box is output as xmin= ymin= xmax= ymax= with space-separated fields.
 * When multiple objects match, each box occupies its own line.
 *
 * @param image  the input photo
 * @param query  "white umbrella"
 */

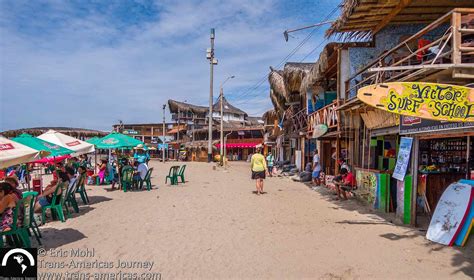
xmin=38 ymin=129 xmax=95 ymax=157
xmin=0 ymin=136 xmax=50 ymax=169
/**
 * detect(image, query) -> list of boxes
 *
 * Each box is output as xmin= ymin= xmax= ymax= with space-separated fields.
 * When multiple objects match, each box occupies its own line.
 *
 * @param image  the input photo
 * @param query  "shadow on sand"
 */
xmin=305 ymin=182 xmax=474 ymax=278
xmin=39 ymin=228 xmax=87 ymax=249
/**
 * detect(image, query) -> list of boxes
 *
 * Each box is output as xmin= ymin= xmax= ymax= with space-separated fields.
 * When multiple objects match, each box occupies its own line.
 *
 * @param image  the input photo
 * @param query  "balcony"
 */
xmin=307 ymin=101 xmax=338 ymax=133
xmin=344 ymin=8 xmax=474 ymax=101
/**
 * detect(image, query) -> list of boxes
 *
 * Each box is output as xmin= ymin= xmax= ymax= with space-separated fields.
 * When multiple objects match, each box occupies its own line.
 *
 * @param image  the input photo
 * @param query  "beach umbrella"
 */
xmin=0 ymin=136 xmax=50 ymax=169
xmin=38 ymin=129 xmax=95 ymax=156
xmin=95 ymin=132 xmax=144 ymax=149
xmin=13 ymin=133 xmax=74 ymax=157
xmin=86 ymin=137 xmax=100 ymax=145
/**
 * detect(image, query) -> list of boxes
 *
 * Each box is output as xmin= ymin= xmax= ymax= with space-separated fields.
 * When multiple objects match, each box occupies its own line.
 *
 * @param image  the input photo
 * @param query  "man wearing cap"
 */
xmin=133 ymin=144 xmax=150 ymax=164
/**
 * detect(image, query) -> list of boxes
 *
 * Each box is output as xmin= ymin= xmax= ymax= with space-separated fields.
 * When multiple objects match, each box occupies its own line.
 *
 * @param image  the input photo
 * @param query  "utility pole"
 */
xmin=219 ymin=75 xmax=235 ymax=165
xmin=177 ymin=108 xmax=180 ymax=142
xmin=162 ymin=104 xmax=166 ymax=163
xmin=206 ymin=28 xmax=217 ymax=162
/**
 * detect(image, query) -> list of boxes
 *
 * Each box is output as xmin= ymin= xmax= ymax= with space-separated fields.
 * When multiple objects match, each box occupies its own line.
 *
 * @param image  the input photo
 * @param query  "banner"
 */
xmin=399 ymin=116 xmax=474 ymax=134
xmin=357 ymin=82 xmax=474 ymax=122
xmin=393 ymin=137 xmax=413 ymax=181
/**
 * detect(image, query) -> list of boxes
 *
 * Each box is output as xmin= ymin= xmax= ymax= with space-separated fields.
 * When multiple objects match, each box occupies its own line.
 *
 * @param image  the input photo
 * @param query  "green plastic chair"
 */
xmin=138 ymin=168 xmax=154 ymax=191
xmin=165 ymin=166 xmax=180 ymax=185
xmin=65 ymin=179 xmax=80 ymax=216
xmin=22 ymin=191 xmax=42 ymax=245
xmin=41 ymin=182 xmax=67 ymax=224
xmin=122 ymin=168 xmax=134 ymax=192
xmin=177 ymin=165 xmax=186 ymax=184
xmin=76 ymin=174 xmax=89 ymax=205
xmin=0 ymin=198 xmax=31 ymax=248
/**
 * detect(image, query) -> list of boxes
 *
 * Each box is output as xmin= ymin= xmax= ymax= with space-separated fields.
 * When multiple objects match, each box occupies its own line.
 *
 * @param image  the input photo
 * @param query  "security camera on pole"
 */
xmin=206 ymin=28 xmax=218 ymax=163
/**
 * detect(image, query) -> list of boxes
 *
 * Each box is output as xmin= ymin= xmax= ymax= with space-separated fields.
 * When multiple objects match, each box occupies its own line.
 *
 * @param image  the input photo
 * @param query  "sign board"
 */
xmin=393 ymin=137 xmax=413 ymax=181
xmin=357 ymin=82 xmax=474 ymax=122
xmin=399 ymin=116 xmax=474 ymax=134
xmin=122 ymin=130 xmax=138 ymax=135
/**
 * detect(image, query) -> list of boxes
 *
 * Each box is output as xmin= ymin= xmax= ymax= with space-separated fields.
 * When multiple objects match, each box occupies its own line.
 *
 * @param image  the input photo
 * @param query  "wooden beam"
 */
xmin=452 ymin=11 xmax=462 ymax=64
xmin=372 ymin=0 xmax=412 ymax=35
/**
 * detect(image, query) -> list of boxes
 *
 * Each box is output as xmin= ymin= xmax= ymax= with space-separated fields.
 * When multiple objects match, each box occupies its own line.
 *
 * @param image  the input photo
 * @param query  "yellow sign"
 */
xmin=357 ymin=82 xmax=474 ymax=122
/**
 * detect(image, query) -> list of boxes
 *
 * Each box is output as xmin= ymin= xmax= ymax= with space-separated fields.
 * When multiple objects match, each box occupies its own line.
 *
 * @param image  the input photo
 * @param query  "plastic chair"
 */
xmin=177 ymin=165 xmax=186 ymax=184
xmin=22 ymin=191 xmax=42 ymax=245
xmin=0 ymin=198 xmax=31 ymax=248
xmin=165 ymin=166 xmax=180 ymax=185
xmin=76 ymin=174 xmax=89 ymax=205
xmin=41 ymin=182 xmax=67 ymax=224
xmin=139 ymin=168 xmax=154 ymax=191
xmin=65 ymin=179 xmax=80 ymax=217
xmin=121 ymin=168 xmax=134 ymax=192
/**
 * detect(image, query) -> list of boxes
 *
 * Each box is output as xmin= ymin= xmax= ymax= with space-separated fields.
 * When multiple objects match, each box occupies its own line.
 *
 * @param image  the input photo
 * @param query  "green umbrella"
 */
xmin=86 ymin=136 xmax=100 ymax=145
xmin=12 ymin=133 xmax=74 ymax=157
xmin=95 ymin=132 xmax=144 ymax=149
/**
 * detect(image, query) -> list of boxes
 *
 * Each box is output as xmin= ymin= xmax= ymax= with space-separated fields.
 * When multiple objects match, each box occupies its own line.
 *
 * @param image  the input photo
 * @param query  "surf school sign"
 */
xmin=357 ymin=82 xmax=474 ymax=122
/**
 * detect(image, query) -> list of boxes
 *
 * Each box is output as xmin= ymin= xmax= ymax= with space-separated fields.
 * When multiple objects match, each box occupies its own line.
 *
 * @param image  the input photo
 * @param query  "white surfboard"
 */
xmin=426 ymin=182 xmax=473 ymax=245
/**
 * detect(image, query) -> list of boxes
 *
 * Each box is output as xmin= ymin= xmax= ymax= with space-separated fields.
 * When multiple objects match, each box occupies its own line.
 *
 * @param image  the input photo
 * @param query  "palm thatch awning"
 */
xmin=326 ymin=0 xmax=474 ymax=41
xmin=1 ymin=127 xmax=108 ymax=138
xmin=283 ymin=63 xmax=314 ymax=94
xmin=168 ymin=99 xmax=208 ymax=114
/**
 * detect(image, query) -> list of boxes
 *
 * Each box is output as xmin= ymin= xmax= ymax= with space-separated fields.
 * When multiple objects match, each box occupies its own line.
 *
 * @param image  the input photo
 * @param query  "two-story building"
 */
xmin=168 ymin=98 xmax=264 ymax=162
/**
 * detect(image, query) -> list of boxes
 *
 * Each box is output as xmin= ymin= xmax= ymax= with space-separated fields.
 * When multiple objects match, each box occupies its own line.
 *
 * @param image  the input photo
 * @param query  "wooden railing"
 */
xmin=344 ymin=8 xmax=474 ymax=101
xmin=286 ymin=107 xmax=307 ymax=133
xmin=307 ymin=101 xmax=338 ymax=132
xmin=226 ymin=138 xmax=264 ymax=144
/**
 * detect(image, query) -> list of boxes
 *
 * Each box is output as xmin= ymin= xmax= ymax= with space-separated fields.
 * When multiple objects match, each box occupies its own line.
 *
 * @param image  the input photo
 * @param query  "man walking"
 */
xmin=312 ymin=150 xmax=321 ymax=186
xmin=266 ymin=151 xmax=275 ymax=177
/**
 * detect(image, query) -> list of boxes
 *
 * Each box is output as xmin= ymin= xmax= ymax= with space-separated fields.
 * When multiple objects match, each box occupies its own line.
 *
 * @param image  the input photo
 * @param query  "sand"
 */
xmin=37 ymin=161 xmax=473 ymax=279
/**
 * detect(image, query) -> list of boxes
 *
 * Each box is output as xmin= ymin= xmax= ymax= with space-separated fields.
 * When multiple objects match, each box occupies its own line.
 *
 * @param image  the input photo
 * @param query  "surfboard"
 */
xmin=357 ymin=82 xmax=474 ymax=122
xmin=426 ymin=182 xmax=473 ymax=246
xmin=454 ymin=180 xmax=474 ymax=246
xmin=312 ymin=124 xmax=328 ymax=139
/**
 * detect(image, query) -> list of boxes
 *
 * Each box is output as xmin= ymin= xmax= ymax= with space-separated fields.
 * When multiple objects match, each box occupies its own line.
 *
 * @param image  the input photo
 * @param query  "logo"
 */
xmin=102 ymin=138 xmax=119 ymax=145
xmin=0 ymin=143 xmax=15 ymax=151
xmin=66 ymin=141 xmax=81 ymax=147
xmin=401 ymin=116 xmax=422 ymax=126
xmin=0 ymin=248 xmax=37 ymax=278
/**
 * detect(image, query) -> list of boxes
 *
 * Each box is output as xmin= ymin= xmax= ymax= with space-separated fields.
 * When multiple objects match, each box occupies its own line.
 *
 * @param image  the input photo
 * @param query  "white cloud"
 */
xmin=0 ymin=0 xmax=333 ymax=131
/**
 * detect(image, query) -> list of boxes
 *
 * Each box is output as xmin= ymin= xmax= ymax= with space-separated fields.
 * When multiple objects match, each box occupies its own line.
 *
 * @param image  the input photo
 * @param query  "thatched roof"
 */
xmin=168 ymin=99 xmax=208 ymax=114
xmin=283 ymin=63 xmax=314 ymax=94
xmin=1 ymin=127 xmax=108 ymax=138
xmin=300 ymin=43 xmax=340 ymax=96
xmin=326 ymin=0 xmax=474 ymax=41
xmin=213 ymin=96 xmax=247 ymax=116
xmin=268 ymin=67 xmax=288 ymax=102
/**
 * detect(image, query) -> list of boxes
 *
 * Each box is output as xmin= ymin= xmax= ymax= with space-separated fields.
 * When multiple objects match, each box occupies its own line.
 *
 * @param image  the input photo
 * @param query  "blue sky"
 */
xmin=0 ymin=0 xmax=339 ymax=131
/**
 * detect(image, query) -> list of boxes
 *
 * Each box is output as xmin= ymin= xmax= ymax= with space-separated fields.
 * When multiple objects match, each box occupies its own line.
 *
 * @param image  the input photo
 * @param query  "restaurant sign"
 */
xmin=400 ymin=116 xmax=474 ymax=134
xmin=123 ymin=130 xmax=138 ymax=135
xmin=357 ymin=82 xmax=474 ymax=122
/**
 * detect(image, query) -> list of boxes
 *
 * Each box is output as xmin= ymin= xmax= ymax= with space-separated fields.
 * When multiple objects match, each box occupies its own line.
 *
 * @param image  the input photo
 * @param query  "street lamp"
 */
xmin=207 ymin=28 xmax=218 ymax=163
xmin=220 ymin=75 xmax=235 ymax=164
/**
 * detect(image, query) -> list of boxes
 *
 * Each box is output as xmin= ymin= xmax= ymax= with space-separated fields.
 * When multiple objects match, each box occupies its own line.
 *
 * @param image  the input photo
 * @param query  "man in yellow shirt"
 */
xmin=251 ymin=147 xmax=268 ymax=195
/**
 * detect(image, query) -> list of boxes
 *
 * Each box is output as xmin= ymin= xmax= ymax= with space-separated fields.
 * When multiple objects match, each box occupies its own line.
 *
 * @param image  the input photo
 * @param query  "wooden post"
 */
xmin=410 ymin=137 xmax=419 ymax=226
xmin=452 ymin=11 xmax=461 ymax=65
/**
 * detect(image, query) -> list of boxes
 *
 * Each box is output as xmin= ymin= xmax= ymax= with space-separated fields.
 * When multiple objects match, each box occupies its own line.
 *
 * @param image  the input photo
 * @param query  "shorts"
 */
xmin=312 ymin=170 xmax=321 ymax=179
xmin=268 ymin=166 xmax=273 ymax=173
xmin=252 ymin=171 xmax=266 ymax=180
xmin=38 ymin=197 xmax=50 ymax=207
xmin=340 ymin=185 xmax=352 ymax=192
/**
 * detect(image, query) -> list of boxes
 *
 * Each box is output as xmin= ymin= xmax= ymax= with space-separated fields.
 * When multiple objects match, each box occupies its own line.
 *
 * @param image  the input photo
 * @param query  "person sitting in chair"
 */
xmin=333 ymin=168 xmax=356 ymax=200
xmin=35 ymin=171 xmax=69 ymax=212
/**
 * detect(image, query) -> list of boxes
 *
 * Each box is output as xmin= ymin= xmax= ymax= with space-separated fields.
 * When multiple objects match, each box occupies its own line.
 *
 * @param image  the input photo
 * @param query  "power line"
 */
xmin=228 ymin=5 xmax=339 ymax=103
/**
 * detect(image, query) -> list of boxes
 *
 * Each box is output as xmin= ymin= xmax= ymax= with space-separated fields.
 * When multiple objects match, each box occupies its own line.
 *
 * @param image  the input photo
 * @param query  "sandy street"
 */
xmin=38 ymin=160 xmax=473 ymax=280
